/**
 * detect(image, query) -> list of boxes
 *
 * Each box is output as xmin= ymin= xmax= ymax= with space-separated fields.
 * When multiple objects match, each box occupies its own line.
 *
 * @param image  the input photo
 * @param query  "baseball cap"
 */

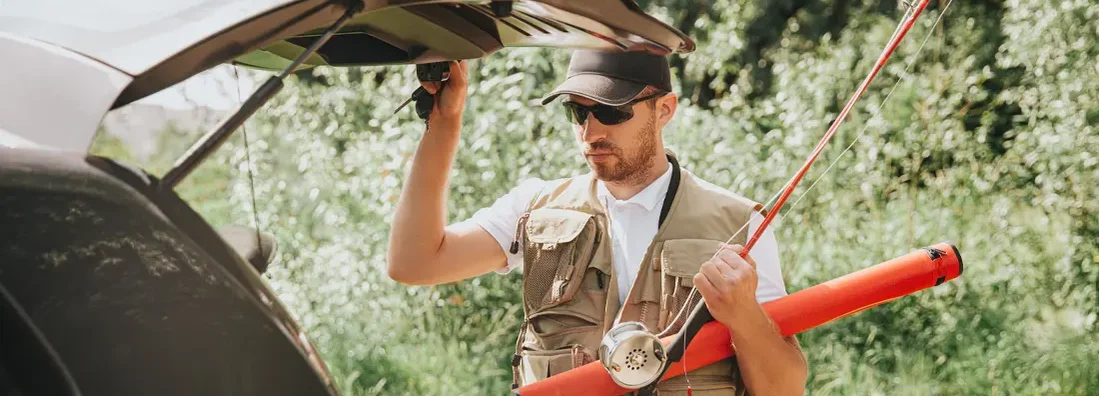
xmin=540 ymin=50 xmax=672 ymax=106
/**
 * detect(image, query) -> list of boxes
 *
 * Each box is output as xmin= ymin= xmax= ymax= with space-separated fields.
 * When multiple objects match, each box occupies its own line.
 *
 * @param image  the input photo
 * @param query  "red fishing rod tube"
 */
xmin=513 ymin=242 xmax=963 ymax=396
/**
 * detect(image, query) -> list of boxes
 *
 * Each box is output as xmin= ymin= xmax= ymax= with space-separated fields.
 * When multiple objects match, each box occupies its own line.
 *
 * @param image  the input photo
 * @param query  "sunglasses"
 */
xmin=562 ymin=92 xmax=666 ymax=126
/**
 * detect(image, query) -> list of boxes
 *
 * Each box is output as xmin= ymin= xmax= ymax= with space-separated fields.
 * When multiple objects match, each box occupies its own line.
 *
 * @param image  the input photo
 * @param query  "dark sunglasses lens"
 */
xmin=564 ymin=104 xmax=585 ymax=124
xmin=593 ymin=107 xmax=632 ymax=125
xmin=563 ymin=102 xmax=633 ymax=125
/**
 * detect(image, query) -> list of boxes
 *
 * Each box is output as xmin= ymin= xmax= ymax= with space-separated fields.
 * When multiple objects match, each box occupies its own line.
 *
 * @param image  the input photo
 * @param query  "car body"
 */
xmin=0 ymin=1 xmax=693 ymax=395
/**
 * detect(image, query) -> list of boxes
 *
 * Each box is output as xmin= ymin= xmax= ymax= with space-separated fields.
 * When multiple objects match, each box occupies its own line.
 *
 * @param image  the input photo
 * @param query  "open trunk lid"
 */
xmin=0 ymin=0 xmax=693 ymax=110
xmin=234 ymin=0 xmax=696 ymax=71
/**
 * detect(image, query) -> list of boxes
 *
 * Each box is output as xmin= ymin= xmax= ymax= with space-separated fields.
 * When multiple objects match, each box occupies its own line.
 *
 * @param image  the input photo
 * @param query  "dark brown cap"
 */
xmin=541 ymin=50 xmax=672 ymax=106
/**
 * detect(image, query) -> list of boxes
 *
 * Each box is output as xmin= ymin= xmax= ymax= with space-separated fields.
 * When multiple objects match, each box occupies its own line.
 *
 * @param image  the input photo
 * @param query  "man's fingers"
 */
xmin=420 ymin=81 xmax=440 ymax=94
xmin=715 ymin=246 xmax=743 ymax=270
xmin=711 ymin=254 xmax=741 ymax=282
xmin=719 ymin=243 xmax=757 ymax=269
xmin=448 ymin=60 xmax=468 ymax=88
xmin=700 ymin=261 xmax=732 ymax=295
xmin=693 ymin=272 xmax=720 ymax=302
xmin=740 ymin=247 xmax=757 ymax=269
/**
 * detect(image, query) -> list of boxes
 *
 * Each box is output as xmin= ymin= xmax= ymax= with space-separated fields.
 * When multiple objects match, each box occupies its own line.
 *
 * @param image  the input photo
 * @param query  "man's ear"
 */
xmin=658 ymin=93 xmax=678 ymax=124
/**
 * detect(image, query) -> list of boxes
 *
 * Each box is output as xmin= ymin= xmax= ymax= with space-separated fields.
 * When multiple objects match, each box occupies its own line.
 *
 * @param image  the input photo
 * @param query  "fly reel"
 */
xmin=598 ymin=322 xmax=667 ymax=389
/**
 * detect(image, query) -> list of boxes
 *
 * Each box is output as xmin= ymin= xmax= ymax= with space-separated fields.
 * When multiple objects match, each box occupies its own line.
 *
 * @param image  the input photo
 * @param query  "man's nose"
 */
xmin=579 ymin=118 xmax=608 ymax=144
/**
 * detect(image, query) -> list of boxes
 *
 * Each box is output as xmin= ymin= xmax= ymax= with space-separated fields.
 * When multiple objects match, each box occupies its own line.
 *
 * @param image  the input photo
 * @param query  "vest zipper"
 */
xmin=590 ymin=223 xmax=602 ymax=289
xmin=557 ymin=218 xmax=601 ymax=299
xmin=580 ymin=217 xmax=603 ymax=289
xmin=510 ymin=212 xmax=531 ymax=254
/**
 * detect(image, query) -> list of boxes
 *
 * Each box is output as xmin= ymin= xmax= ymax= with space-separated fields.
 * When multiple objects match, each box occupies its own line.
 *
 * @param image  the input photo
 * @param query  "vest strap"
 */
xmin=657 ymin=153 xmax=681 ymax=228
xmin=511 ymin=319 xmax=529 ymax=388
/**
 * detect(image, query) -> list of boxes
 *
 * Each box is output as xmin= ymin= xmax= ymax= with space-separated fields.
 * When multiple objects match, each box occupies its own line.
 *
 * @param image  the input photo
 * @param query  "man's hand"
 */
xmin=693 ymin=243 xmax=808 ymax=395
xmin=693 ymin=243 xmax=759 ymax=332
xmin=421 ymin=60 xmax=469 ymax=129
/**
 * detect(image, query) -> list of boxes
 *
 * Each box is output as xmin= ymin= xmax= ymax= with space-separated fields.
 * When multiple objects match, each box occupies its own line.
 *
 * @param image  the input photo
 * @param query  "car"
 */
xmin=0 ymin=1 xmax=694 ymax=395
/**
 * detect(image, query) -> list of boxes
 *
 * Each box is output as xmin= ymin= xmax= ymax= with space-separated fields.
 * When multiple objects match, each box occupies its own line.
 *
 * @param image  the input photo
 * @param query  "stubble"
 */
xmin=587 ymin=111 xmax=659 ymax=187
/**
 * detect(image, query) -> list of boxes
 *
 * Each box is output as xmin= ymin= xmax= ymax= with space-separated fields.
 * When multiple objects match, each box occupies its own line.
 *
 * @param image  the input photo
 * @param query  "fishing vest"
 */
xmin=510 ymin=153 xmax=762 ymax=395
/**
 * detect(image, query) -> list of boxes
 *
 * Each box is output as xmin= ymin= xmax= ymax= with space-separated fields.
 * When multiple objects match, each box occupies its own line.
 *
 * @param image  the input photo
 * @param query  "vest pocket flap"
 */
xmin=661 ymin=238 xmax=725 ymax=282
xmin=525 ymin=208 xmax=595 ymax=244
xmin=529 ymin=310 xmax=600 ymax=335
xmin=528 ymin=310 xmax=601 ymax=351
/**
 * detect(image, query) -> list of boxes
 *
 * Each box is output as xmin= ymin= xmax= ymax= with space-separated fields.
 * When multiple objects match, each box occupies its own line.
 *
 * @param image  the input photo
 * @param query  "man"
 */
xmin=387 ymin=50 xmax=807 ymax=395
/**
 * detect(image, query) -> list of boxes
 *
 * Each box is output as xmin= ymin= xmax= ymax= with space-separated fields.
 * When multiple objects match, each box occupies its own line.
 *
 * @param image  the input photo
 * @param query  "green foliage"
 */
xmin=92 ymin=0 xmax=1098 ymax=394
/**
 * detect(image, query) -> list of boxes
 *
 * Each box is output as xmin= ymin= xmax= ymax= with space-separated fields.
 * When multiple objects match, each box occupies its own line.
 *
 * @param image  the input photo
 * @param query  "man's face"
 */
xmin=566 ymin=94 xmax=664 ymax=184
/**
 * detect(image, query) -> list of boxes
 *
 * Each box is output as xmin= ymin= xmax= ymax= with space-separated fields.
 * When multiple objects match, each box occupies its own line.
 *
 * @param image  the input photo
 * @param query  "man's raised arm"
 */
xmin=386 ymin=60 xmax=509 ymax=286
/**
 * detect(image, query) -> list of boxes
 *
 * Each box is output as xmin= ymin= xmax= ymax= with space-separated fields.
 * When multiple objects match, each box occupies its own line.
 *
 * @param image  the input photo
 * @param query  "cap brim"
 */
xmin=540 ymin=74 xmax=647 ymax=106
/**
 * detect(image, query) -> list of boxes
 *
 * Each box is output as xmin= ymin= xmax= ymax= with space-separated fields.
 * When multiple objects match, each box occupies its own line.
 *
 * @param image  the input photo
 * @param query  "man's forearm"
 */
xmin=727 ymin=302 xmax=808 ymax=395
xmin=387 ymin=121 xmax=461 ymax=280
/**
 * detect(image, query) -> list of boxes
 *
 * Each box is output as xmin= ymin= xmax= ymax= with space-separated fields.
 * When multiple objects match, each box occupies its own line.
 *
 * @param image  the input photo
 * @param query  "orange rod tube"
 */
xmin=514 ymin=242 xmax=963 ymax=396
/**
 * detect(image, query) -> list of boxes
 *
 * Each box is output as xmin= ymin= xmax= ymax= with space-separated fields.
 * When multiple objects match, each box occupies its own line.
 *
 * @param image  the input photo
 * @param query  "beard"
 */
xmin=585 ymin=112 xmax=659 ymax=185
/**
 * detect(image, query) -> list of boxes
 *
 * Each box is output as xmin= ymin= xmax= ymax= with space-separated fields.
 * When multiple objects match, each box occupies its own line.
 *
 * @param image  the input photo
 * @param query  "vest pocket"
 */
xmin=528 ymin=309 xmax=602 ymax=351
xmin=653 ymin=378 xmax=741 ymax=395
xmin=520 ymin=208 xmax=601 ymax=314
xmin=657 ymin=239 xmax=725 ymax=332
xmin=517 ymin=344 xmax=598 ymax=386
xmin=651 ymin=358 xmax=745 ymax=395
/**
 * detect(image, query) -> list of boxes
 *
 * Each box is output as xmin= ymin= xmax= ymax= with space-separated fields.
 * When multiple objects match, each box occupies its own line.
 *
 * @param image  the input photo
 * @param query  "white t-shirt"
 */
xmin=459 ymin=168 xmax=788 ymax=306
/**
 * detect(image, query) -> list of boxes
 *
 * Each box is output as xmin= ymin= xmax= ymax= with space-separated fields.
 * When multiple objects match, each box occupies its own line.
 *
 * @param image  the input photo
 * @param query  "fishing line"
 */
xmin=778 ymin=0 xmax=954 ymax=224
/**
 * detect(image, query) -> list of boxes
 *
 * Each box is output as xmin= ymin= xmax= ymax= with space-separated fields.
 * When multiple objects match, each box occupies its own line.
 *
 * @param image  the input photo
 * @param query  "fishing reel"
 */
xmin=599 ymin=322 xmax=667 ymax=389
xmin=395 ymin=61 xmax=451 ymax=120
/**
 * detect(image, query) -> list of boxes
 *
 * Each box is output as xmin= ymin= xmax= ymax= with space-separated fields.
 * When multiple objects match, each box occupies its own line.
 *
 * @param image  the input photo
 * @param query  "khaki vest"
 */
xmin=510 ymin=154 xmax=763 ymax=395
